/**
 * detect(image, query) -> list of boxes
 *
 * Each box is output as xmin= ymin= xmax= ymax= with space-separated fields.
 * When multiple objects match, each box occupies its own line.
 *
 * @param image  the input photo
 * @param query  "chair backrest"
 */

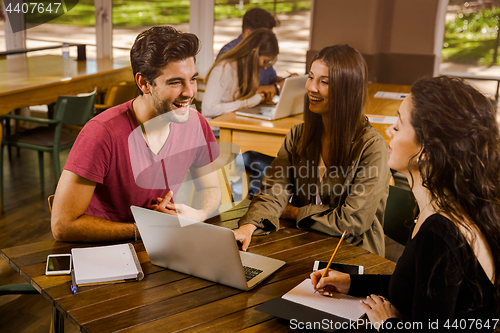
xmin=184 ymin=143 xmax=249 ymax=214
xmin=104 ymin=82 xmax=138 ymax=107
xmin=48 ymin=194 xmax=54 ymax=213
xmin=53 ymin=88 xmax=97 ymax=126
xmin=384 ymin=185 xmax=416 ymax=246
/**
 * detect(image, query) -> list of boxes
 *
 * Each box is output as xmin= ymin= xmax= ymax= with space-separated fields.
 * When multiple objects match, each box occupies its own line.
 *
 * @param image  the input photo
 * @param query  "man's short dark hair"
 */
xmin=130 ymin=26 xmax=200 ymax=94
xmin=242 ymin=8 xmax=277 ymax=33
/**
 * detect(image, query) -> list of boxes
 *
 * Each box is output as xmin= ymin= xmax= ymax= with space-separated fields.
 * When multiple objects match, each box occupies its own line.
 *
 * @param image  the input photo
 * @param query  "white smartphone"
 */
xmin=46 ymin=254 xmax=72 ymax=275
xmin=313 ymin=260 xmax=364 ymax=275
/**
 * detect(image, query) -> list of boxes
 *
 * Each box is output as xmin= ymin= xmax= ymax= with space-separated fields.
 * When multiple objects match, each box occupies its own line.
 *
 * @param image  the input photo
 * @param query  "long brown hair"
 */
xmin=410 ymin=75 xmax=500 ymax=311
xmin=298 ymin=44 xmax=367 ymax=169
xmin=206 ymin=28 xmax=279 ymax=100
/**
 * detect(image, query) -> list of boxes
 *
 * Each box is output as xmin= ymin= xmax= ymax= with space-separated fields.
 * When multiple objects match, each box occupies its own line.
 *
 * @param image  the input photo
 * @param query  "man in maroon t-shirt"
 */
xmin=51 ymin=26 xmax=221 ymax=242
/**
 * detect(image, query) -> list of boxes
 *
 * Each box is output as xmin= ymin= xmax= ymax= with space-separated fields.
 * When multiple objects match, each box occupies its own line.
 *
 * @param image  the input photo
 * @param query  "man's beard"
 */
xmin=153 ymin=97 xmax=191 ymax=124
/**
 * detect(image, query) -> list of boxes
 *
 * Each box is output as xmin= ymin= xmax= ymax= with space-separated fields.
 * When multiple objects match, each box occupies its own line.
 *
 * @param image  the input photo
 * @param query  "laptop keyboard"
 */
xmin=243 ymin=266 xmax=263 ymax=281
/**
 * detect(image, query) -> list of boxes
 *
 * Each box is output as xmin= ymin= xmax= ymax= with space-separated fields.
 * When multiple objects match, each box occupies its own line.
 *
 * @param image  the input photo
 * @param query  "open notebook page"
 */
xmin=282 ymin=279 xmax=365 ymax=321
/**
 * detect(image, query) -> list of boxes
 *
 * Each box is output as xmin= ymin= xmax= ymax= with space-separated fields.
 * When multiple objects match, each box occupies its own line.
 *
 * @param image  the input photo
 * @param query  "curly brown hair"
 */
xmin=410 ymin=75 xmax=500 ymax=312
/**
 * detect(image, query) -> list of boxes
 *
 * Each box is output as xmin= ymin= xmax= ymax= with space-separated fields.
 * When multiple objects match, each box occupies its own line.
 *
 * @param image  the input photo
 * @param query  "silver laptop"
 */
xmin=235 ymin=75 xmax=308 ymax=120
xmin=131 ymin=206 xmax=285 ymax=290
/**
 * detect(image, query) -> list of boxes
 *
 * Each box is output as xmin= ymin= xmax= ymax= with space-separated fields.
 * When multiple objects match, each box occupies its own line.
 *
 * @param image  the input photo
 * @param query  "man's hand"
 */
xmin=233 ymin=224 xmax=257 ymax=252
xmin=151 ymin=191 xmax=207 ymax=222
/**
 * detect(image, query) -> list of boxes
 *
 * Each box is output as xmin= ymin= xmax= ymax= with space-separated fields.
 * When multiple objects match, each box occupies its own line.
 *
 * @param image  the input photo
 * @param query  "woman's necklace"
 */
xmin=414 ymin=201 xmax=432 ymax=224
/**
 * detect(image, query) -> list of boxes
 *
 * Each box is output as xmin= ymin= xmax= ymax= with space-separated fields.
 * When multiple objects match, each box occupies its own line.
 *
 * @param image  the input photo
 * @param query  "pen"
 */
xmin=70 ymin=269 xmax=77 ymax=294
xmin=314 ymin=230 xmax=347 ymax=293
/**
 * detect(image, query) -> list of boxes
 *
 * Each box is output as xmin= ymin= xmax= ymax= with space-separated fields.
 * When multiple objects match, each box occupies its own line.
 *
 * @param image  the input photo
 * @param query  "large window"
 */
xmin=213 ymin=0 xmax=311 ymax=77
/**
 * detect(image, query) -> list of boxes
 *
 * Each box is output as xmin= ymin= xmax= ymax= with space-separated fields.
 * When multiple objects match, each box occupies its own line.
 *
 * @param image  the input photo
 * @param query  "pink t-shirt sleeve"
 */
xmin=64 ymin=120 xmax=112 ymax=184
xmin=191 ymin=112 xmax=220 ymax=168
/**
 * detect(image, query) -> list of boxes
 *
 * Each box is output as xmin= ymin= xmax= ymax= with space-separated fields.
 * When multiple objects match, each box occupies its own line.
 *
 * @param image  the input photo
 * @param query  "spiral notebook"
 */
xmin=71 ymin=243 xmax=144 ymax=286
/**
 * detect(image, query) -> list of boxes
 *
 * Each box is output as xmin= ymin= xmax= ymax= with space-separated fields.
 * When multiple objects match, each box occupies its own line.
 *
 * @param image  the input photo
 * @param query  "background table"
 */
xmin=0 ymin=55 xmax=133 ymax=213
xmin=1 ymin=201 xmax=395 ymax=333
xmin=210 ymin=83 xmax=411 ymax=157
xmin=0 ymin=55 xmax=132 ymax=115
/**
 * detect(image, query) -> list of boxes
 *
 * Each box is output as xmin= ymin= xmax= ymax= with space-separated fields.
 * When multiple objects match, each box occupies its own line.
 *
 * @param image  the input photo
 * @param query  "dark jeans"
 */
xmin=242 ymin=151 xmax=275 ymax=199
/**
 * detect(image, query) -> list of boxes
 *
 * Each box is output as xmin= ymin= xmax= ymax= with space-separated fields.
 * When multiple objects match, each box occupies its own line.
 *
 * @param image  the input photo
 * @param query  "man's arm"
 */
xmin=152 ymin=163 xmax=221 ymax=221
xmin=51 ymin=170 xmax=135 ymax=242
xmin=191 ymin=163 xmax=222 ymax=217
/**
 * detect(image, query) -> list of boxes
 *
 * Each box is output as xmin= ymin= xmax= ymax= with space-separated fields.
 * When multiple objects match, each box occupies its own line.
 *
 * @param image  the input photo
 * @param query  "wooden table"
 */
xmin=210 ymin=83 xmax=411 ymax=157
xmin=1 ymin=201 xmax=395 ymax=333
xmin=0 ymin=55 xmax=132 ymax=212
xmin=0 ymin=55 xmax=132 ymax=115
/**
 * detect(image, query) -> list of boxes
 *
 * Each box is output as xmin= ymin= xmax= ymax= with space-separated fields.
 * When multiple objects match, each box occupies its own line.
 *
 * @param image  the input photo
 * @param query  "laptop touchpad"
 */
xmin=258 ymin=107 xmax=275 ymax=115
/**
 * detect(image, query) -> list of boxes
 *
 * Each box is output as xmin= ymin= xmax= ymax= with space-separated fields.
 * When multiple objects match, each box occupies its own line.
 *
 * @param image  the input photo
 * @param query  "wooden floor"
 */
xmin=0 ymin=147 xmax=404 ymax=333
xmin=0 ymin=148 xmax=79 ymax=333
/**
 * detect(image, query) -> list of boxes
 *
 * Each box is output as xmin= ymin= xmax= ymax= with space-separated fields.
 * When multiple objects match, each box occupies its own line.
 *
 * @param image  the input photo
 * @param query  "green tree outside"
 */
xmin=443 ymin=7 xmax=500 ymax=65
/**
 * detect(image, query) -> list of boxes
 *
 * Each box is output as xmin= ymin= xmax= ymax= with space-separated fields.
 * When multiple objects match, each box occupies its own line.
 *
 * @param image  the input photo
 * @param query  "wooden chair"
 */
xmin=0 ymin=90 xmax=97 ymax=209
xmin=184 ymin=143 xmax=248 ymax=214
xmin=48 ymin=194 xmax=54 ymax=213
xmin=383 ymin=185 xmax=416 ymax=246
xmin=95 ymin=82 xmax=138 ymax=113
xmin=0 ymin=195 xmax=56 ymax=332
xmin=0 ymin=284 xmax=38 ymax=296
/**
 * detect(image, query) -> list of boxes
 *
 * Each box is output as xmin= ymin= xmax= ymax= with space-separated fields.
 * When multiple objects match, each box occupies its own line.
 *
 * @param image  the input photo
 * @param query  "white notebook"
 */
xmin=71 ymin=243 xmax=144 ymax=286
xmin=366 ymin=114 xmax=398 ymax=124
xmin=374 ymin=91 xmax=408 ymax=100
xmin=282 ymin=279 xmax=365 ymax=321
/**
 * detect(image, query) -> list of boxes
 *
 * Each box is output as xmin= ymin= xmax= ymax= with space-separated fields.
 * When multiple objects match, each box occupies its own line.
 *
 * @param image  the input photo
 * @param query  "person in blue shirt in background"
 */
xmin=217 ymin=8 xmax=299 ymax=199
xmin=217 ymin=7 xmax=297 ymax=99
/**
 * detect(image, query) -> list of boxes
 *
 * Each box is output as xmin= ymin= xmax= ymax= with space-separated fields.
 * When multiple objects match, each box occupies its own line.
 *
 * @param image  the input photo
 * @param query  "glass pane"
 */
xmin=214 ymin=0 xmax=311 ymax=77
xmin=441 ymin=1 xmax=500 ymax=103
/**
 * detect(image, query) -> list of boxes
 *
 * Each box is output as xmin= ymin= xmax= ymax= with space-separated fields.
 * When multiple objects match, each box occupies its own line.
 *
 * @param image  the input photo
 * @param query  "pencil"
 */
xmin=70 ymin=269 xmax=78 ymax=294
xmin=314 ymin=230 xmax=347 ymax=293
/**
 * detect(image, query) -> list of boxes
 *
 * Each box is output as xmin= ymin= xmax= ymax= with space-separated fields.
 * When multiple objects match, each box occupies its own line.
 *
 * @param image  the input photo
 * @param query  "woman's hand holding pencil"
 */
xmin=310 ymin=231 xmax=351 ymax=296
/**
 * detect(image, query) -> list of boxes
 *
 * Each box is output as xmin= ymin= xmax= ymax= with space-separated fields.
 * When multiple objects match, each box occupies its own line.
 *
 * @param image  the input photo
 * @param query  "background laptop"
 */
xmin=131 ymin=206 xmax=285 ymax=290
xmin=236 ymin=74 xmax=308 ymax=120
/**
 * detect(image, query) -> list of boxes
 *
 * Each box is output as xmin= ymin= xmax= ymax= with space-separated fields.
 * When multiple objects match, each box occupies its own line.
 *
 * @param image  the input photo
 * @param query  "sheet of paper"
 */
xmin=282 ymin=279 xmax=365 ymax=321
xmin=374 ymin=91 xmax=408 ymax=100
xmin=366 ymin=115 xmax=398 ymax=124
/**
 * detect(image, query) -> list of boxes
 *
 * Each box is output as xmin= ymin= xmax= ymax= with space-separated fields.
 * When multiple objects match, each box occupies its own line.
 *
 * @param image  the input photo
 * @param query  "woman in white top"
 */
xmin=202 ymin=28 xmax=279 ymax=122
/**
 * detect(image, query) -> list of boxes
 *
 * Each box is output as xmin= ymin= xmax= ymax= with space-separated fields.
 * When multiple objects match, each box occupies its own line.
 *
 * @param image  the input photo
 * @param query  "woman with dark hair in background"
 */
xmin=312 ymin=76 xmax=499 ymax=331
xmin=233 ymin=44 xmax=391 ymax=256
xmin=202 ymin=28 xmax=279 ymax=122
